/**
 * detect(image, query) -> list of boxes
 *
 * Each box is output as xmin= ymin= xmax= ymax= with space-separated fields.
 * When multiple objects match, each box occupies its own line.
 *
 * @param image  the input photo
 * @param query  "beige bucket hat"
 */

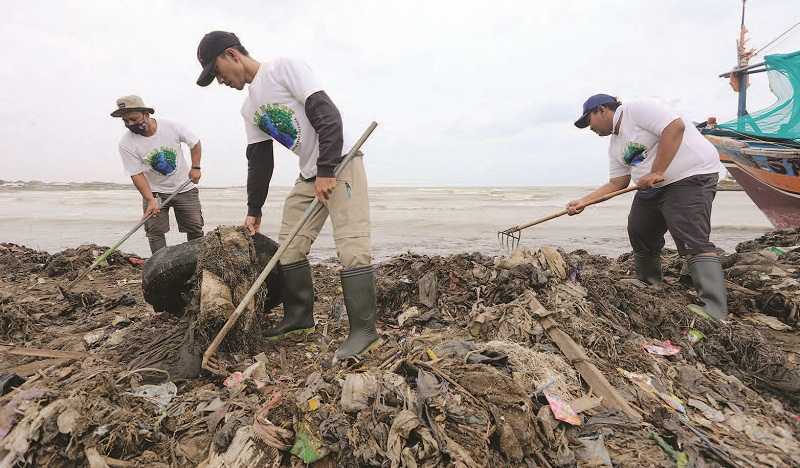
xmin=110 ymin=95 xmax=155 ymax=117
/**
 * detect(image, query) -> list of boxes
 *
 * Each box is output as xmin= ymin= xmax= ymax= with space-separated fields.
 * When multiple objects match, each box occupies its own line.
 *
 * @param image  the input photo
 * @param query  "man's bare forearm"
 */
xmin=650 ymin=119 xmax=684 ymax=175
xmin=191 ymin=141 xmax=202 ymax=166
xmin=131 ymin=173 xmax=156 ymax=201
xmin=579 ymin=175 xmax=631 ymax=204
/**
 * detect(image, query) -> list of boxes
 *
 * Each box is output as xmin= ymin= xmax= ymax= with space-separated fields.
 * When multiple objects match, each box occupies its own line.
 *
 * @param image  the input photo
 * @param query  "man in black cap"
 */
xmin=195 ymin=31 xmax=380 ymax=362
xmin=569 ymin=94 xmax=728 ymax=320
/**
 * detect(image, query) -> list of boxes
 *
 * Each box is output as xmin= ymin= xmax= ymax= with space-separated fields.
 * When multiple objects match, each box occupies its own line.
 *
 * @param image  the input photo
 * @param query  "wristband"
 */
xmin=192 ymin=166 xmax=201 ymax=170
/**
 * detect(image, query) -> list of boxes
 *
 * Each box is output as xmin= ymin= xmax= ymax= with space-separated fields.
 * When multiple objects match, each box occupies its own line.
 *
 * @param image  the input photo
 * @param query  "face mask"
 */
xmin=126 ymin=121 xmax=148 ymax=136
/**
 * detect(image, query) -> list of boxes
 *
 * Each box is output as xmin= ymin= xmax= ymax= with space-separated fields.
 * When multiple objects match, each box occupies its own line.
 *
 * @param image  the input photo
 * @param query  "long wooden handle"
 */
xmin=581 ymin=185 xmax=639 ymax=208
xmin=506 ymin=185 xmax=639 ymax=233
xmin=202 ymin=122 xmax=378 ymax=369
xmin=64 ymin=178 xmax=194 ymax=291
xmin=511 ymin=209 xmax=569 ymax=232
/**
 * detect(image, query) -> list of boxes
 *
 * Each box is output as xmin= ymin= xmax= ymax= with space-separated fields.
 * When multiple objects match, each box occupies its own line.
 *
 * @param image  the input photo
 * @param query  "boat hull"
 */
xmin=706 ymin=135 xmax=800 ymax=229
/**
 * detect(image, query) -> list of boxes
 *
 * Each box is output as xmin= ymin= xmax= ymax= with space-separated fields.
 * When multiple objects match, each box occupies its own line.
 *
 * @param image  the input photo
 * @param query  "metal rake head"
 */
xmin=202 ymin=353 xmax=229 ymax=377
xmin=497 ymin=228 xmax=522 ymax=252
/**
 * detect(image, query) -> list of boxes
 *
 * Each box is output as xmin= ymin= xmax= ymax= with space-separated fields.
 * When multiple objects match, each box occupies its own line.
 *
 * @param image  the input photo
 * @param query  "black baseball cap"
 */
xmin=574 ymin=94 xmax=619 ymax=128
xmin=196 ymin=31 xmax=242 ymax=86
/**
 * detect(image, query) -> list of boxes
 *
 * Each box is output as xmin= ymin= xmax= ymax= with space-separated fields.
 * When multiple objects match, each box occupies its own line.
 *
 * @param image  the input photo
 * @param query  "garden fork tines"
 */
xmin=497 ymin=227 xmax=522 ymax=252
xmin=201 ymin=354 xmax=229 ymax=377
xmin=496 ymin=185 xmax=639 ymax=254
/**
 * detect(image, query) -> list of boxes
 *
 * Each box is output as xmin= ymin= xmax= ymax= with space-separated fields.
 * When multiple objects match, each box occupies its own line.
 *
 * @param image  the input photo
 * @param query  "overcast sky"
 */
xmin=1 ymin=0 xmax=797 ymax=187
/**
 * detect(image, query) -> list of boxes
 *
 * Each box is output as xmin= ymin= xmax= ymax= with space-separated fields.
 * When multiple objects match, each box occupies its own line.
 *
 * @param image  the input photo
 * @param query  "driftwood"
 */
xmin=0 ymin=345 xmax=88 ymax=360
xmin=7 ymin=358 xmax=72 ymax=377
xmin=532 ymin=297 xmax=643 ymax=421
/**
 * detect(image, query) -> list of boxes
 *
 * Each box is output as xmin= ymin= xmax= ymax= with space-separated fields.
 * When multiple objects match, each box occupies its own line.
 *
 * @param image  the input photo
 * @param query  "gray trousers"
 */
xmin=142 ymin=187 xmax=204 ymax=253
xmin=627 ymin=173 xmax=718 ymax=257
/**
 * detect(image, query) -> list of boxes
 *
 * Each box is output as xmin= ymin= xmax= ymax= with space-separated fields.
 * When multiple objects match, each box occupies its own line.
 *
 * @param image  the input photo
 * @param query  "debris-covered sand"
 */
xmin=1 ymin=229 xmax=800 ymax=467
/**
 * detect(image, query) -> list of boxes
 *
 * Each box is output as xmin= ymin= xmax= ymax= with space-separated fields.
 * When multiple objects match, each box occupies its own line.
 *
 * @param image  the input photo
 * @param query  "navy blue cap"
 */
xmin=574 ymin=94 xmax=618 ymax=128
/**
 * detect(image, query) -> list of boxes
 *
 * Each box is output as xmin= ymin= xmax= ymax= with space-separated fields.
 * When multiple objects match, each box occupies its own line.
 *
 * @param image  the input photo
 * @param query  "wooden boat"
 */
xmin=701 ymin=0 xmax=800 ymax=228
xmin=706 ymin=134 xmax=800 ymax=227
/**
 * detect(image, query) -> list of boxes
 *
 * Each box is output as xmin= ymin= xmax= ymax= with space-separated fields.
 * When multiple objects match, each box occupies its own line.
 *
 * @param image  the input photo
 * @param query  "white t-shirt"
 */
xmin=608 ymin=101 xmax=722 ymax=188
xmin=118 ymin=119 xmax=199 ymax=194
xmin=241 ymin=57 xmax=326 ymax=179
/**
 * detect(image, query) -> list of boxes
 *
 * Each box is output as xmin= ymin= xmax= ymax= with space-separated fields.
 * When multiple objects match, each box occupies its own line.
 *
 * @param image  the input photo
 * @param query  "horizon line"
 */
xmin=1 ymin=180 xmax=601 ymax=189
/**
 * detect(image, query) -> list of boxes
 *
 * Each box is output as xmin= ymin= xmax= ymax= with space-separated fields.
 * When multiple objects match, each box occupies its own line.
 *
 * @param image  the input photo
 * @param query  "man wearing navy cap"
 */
xmin=194 ymin=31 xmax=380 ymax=362
xmin=570 ymin=94 xmax=727 ymax=320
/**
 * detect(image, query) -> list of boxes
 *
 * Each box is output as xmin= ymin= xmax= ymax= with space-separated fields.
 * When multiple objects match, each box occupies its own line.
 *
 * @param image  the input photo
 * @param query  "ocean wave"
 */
xmin=712 ymin=225 xmax=773 ymax=233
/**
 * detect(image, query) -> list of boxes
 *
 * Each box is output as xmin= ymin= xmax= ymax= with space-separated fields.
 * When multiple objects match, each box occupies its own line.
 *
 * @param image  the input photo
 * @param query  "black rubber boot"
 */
xmin=688 ymin=255 xmax=728 ymax=321
xmin=335 ymin=265 xmax=381 ymax=362
xmin=634 ymin=252 xmax=664 ymax=287
xmin=264 ymin=259 xmax=315 ymax=339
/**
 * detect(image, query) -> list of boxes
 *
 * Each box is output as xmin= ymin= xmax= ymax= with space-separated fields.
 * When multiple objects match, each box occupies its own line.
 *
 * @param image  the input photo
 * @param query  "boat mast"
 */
xmin=736 ymin=0 xmax=753 ymax=118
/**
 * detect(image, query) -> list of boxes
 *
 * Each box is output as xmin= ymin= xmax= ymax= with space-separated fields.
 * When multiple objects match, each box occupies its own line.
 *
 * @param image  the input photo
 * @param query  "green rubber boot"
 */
xmin=688 ymin=255 xmax=728 ymax=321
xmin=334 ymin=265 xmax=381 ymax=362
xmin=264 ymin=259 xmax=315 ymax=339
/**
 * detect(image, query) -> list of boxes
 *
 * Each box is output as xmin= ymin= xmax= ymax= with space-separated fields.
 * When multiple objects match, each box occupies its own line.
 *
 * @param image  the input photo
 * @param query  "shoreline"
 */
xmin=0 ymin=188 xmax=771 ymax=260
xmin=1 ymin=179 xmax=743 ymax=191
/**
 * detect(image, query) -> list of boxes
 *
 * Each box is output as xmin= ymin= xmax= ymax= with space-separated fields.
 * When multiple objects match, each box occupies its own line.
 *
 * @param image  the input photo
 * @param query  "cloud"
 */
xmin=0 ymin=0 xmax=796 ymax=187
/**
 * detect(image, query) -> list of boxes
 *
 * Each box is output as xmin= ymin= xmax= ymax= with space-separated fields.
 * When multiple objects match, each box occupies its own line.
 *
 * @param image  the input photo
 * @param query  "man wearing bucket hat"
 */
xmin=194 ymin=31 xmax=380 ymax=362
xmin=111 ymin=95 xmax=205 ymax=254
xmin=569 ymin=94 xmax=728 ymax=320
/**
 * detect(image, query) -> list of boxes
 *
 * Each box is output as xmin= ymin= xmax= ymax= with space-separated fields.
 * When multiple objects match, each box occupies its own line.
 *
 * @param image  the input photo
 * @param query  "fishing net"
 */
xmin=719 ymin=51 xmax=800 ymax=141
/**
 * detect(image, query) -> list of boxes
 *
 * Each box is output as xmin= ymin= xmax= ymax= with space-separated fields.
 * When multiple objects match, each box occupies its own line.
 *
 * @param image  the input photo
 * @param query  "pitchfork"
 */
xmin=201 ymin=122 xmax=379 ymax=376
xmin=59 ymin=178 xmax=194 ymax=297
xmin=498 ymin=185 xmax=639 ymax=251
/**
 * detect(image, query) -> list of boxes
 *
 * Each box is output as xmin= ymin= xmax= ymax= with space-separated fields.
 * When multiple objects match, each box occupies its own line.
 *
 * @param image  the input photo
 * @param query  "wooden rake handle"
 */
xmin=201 ymin=122 xmax=379 ymax=373
xmin=63 ymin=178 xmax=194 ymax=292
xmin=504 ymin=185 xmax=639 ymax=233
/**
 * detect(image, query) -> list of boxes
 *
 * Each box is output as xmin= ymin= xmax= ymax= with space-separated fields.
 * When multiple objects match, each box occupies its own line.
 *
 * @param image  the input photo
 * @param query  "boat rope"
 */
xmin=753 ymin=20 xmax=800 ymax=58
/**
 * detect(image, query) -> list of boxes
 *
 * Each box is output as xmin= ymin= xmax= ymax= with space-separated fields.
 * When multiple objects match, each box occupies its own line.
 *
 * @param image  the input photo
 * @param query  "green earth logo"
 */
xmin=254 ymin=104 xmax=300 ymax=150
xmin=145 ymin=146 xmax=178 ymax=176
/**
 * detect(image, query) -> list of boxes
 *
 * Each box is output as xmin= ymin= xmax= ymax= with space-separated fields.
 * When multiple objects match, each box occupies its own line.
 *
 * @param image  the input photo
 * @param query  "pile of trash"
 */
xmin=728 ymin=229 xmax=800 ymax=328
xmin=1 ymin=229 xmax=799 ymax=467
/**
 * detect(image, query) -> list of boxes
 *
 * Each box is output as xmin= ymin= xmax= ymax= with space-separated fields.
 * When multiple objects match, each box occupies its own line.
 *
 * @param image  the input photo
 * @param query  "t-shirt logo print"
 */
xmin=145 ymin=146 xmax=178 ymax=176
xmin=254 ymin=104 xmax=301 ymax=151
xmin=623 ymin=142 xmax=648 ymax=166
